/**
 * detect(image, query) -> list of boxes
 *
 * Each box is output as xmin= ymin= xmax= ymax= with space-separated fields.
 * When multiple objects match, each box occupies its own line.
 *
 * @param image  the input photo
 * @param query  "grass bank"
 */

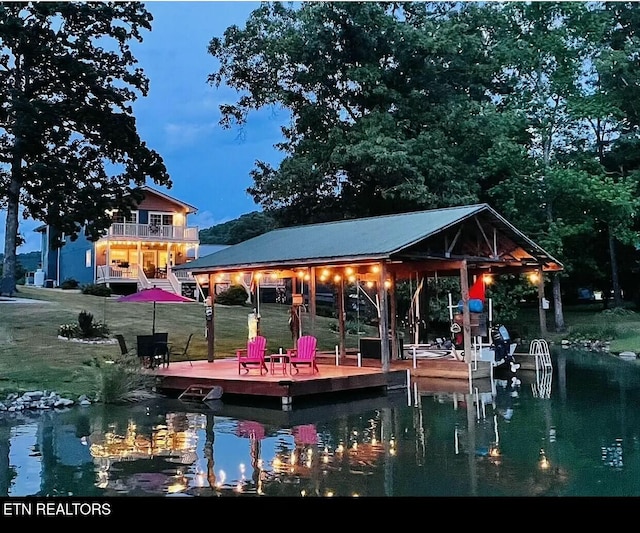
xmin=1 ymin=286 xmax=639 ymax=400
xmin=515 ymin=302 xmax=640 ymax=353
xmin=0 ymin=286 xmax=376 ymax=399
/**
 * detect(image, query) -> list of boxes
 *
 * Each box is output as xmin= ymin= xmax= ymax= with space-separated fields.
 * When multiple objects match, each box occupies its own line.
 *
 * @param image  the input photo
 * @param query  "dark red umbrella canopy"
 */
xmin=117 ymin=287 xmax=194 ymax=303
xmin=117 ymin=287 xmax=195 ymax=334
xmin=236 ymin=421 xmax=266 ymax=440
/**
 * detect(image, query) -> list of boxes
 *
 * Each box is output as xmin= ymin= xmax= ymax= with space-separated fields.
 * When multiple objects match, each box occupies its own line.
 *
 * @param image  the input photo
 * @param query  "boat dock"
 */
xmin=150 ymin=350 xmax=502 ymax=408
xmin=152 ymin=358 xmax=408 ymax=408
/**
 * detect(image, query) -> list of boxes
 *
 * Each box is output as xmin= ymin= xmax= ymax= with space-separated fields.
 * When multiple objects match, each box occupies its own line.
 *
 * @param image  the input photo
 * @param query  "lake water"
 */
xmin=2 ymin=348 xmax=640 ymax=498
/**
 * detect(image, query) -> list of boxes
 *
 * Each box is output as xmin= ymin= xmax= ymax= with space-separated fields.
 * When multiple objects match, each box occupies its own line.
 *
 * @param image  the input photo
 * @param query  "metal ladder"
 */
xmin=530 ymin=339 xmax=552 ymax=373
xmin=178 ymin=384 xmax=223 ymax=402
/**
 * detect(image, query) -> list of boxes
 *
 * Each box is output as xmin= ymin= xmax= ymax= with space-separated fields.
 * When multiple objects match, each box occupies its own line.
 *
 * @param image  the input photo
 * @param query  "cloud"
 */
xmin=190 ymin=210 xmax=232 ymax=231
xmin=163 ymin=121 xmax=219 ymax=149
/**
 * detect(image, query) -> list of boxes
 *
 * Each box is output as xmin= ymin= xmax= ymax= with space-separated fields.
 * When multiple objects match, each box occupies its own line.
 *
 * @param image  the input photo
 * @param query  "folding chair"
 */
xmin=173 ymin=333 xmax=195 ymax=366
xmin=115 ymin=334 xmax=136 ymax=357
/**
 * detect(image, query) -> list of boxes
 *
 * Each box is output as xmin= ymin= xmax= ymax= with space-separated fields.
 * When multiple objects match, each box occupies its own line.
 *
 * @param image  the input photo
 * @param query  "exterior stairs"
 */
xmin=145 ymin=278 xmax=176 ymax=294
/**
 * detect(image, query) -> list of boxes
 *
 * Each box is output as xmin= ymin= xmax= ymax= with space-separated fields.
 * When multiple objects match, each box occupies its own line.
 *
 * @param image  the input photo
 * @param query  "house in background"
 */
xmin=35 ymin=186 xmax=201 ymax=296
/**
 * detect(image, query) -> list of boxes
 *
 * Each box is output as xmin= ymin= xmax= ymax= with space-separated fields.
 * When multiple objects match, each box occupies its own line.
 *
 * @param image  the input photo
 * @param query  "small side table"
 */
xmin=268 ymin=352 xmax=289 ymax=375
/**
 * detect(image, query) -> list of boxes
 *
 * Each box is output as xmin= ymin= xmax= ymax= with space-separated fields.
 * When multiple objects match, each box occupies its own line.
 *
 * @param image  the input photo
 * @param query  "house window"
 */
xmin=149 ymin=213 xmax=174 ymax=226
xmin=85 ymin=249 xmax=92 ymax=268
xmin=112 ymin=210 xmax=138 ymax=224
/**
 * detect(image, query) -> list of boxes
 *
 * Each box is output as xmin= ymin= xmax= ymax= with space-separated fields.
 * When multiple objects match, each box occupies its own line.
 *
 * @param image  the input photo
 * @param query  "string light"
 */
xmin=539 ymin=448 xmax=550 ymax=470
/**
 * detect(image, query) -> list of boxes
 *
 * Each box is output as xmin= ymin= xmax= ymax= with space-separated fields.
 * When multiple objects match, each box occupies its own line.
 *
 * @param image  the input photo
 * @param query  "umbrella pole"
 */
xmin=153 ymin=301 xmax=156 ymax=335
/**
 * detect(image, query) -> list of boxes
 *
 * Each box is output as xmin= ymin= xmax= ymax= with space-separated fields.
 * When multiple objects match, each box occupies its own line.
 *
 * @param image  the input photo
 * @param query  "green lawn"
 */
xmin=2 ymin=286 xmax=639 ymax=400
xmin=514 ymin=300 xmax=640 ymax=351
xmin=0 ymin=286 xmax=376 ymax=399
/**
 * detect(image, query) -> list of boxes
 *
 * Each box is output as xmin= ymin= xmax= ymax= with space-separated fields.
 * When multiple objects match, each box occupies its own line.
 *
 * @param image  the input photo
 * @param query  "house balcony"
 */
xmin=101 ymin=223 xmax=199 ymax=242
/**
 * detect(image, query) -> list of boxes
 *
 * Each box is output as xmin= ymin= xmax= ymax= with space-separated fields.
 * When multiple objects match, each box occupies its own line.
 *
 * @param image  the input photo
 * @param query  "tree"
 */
xmin=199 ymin=211 xmax=277 ymax=244
xmin=0 ymin=2 xmax=170 ymax=296
xmin=483 ymin=2 xmax=640 ymax=327
xmin=493 ymin=2 xmax=640 ymax=316
xmin=208 ymin=2 xmax=522 ymax=226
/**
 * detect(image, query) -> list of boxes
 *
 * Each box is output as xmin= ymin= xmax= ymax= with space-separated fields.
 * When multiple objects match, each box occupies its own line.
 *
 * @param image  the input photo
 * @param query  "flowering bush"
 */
xmin=58 ymin=323 xmax=80 ymax=338
xmin=58 ymin=311 xmax=110 ymax=339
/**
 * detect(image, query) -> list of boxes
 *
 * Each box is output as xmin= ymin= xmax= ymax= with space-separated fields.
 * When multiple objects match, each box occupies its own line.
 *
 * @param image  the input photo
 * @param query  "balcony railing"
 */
xmin=97 ymin=264 xmax=139 ymax=282
xmin=96 ymin=264 xmax=194 ymax=288
xmin=103 ymin=223 xmax=199 ymax=241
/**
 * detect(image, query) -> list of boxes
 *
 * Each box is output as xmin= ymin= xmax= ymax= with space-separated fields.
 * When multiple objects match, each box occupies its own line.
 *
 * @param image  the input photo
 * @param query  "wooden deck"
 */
xmin=149 ymin=350 xmax=507 ymax=408
xmin=151 ymin=357 xmax=409 ymax=408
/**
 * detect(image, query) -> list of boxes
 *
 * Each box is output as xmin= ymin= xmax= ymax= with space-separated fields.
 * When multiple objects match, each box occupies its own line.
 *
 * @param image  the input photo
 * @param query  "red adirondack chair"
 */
xmin=237 ymin=336 xmax=268 ymax=375
xmin=288 ymin=335 xmax=319 ymax=375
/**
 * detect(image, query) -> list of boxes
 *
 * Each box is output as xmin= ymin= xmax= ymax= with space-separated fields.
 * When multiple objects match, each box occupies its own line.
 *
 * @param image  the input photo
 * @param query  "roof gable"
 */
xmin=139 ymin=186 xmax=198 ymax=214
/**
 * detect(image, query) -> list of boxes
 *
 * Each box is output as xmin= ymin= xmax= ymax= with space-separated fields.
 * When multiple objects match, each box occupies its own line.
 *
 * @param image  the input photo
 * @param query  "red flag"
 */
xmin=469 ymin=276 xmax=485 ymax=302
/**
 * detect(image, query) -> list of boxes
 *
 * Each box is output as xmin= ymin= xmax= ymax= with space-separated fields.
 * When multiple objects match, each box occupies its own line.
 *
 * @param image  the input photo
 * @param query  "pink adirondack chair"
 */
xmin=237 ymin=336 xmax=268 ymax=375
xmin=287 ymin=335 xmax=319 ymax=375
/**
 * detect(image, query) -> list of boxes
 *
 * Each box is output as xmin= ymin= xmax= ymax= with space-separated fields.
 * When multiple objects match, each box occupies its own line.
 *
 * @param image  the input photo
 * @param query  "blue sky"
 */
xmin=1 ymin=1 xmax=286 ymax=253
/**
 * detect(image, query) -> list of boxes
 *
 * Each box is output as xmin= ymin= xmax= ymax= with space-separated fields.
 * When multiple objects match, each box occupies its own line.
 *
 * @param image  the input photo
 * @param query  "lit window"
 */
xmin=150 ymin=213 xmax=173 ymax=226
xmin=112 ymin=210 xmax=138 ymax=224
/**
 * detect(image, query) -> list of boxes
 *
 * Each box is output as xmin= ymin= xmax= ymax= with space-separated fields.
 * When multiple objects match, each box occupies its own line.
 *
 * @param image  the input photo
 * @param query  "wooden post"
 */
xmin=538 ymin=268 xmax=547 ymax=336
xmin=378 ymin=262 xmax=390 ymax=372
xmin=206 ymin=273 xmax=215 ymax=362
xmin=337 ymin=275 xmax=346 ymax=358
xmin=389 ymin=271 xmax=398 ymax=360
xmin=418 ymin=271 xmax=429 ymax=343
xmin=292 ymin=274 xmax=300 ymax=344
xmin=459 ymin=260 xmax=472 ymax=364
xmin=309 ymin=266 xmax=317 ymax=336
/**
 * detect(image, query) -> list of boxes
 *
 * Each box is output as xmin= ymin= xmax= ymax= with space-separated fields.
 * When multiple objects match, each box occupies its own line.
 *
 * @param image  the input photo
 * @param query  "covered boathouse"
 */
xmin=173 ymin=203 xmax=564 ymax=378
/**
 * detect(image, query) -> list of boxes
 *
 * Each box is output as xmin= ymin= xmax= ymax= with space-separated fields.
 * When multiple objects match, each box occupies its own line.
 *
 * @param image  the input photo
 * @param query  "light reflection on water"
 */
xmin=3 ymin=349 xmax=640 ymax=497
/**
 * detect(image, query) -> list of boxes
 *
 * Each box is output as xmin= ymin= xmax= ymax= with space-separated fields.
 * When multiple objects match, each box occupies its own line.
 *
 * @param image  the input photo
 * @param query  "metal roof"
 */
xmin=178 ymin=204 xmax=563 ymax=273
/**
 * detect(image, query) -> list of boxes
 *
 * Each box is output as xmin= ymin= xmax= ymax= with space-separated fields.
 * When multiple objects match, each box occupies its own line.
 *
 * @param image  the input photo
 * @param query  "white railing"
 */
xmin=173 ymin=268 xmax=195 ymax=282
xmin=96 ymin=264 xmax=140 ymax=282
xmin=138 ymin=265 xmax=151 ymax=289
xmin=106 ymin=223 xmax=199 ymax=241
xmin=167 ymin=270 xmax=181 ymax=294
xmin=96 ymin=265 xmax=108 ymax=282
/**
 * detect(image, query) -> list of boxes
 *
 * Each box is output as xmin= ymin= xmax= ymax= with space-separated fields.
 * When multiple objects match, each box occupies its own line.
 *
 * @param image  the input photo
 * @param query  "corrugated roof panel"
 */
xmin=181 ymin=204 xmax=485 ymax=270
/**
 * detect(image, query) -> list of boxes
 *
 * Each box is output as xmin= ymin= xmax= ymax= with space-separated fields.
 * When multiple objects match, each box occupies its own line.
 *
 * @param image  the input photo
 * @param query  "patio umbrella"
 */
xmin=117 ymin=287 xmax=195 ymax=334
xmin=236 ymin=420 xmax=266 ymax=440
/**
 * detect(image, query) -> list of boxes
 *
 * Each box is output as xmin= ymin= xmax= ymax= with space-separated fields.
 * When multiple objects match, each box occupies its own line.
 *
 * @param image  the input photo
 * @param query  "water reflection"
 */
xmin=3 ymin=349 xmax=640 ymax=497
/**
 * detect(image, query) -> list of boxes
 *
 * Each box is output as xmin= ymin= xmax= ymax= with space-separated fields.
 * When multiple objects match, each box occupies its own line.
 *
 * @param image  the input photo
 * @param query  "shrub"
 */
xmin=60 ymin=278 xmax=79 ymax=289
xmin=567 ymin=324 xmax=618 ymax=342
xmin=82 ymin=283 xmax=112 ymax=297
xmin=601 ymin=307 xmax=636 ymax=317
xmin=92 ymin=355 xmax=157 ymax=404
xmin=58 ymin=310 xmax=110 ymax=339
xmin=215 ymin=284 xmax=248 ymax=305
xmin=78 ymin=310 xmax=94 ymax=336
xmin=58 ymin=323 xmax=80 ymax=338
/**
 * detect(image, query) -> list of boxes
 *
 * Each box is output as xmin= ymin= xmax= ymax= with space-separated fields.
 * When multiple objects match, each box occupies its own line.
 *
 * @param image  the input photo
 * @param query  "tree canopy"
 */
xmin=209 ymin=2 xmax=526 ymax=226
xmin=208 ymin=1 xmax=640 ymax=323
xmin=0 ymin=1 xmax=170 ymax=295
xmin=199 ymin=210 xmax=276 ymax=245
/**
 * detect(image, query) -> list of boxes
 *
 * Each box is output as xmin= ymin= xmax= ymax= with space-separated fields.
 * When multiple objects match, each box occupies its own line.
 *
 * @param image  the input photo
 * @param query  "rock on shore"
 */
xmin=0 ymin=390 xmax=93 ymax=413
